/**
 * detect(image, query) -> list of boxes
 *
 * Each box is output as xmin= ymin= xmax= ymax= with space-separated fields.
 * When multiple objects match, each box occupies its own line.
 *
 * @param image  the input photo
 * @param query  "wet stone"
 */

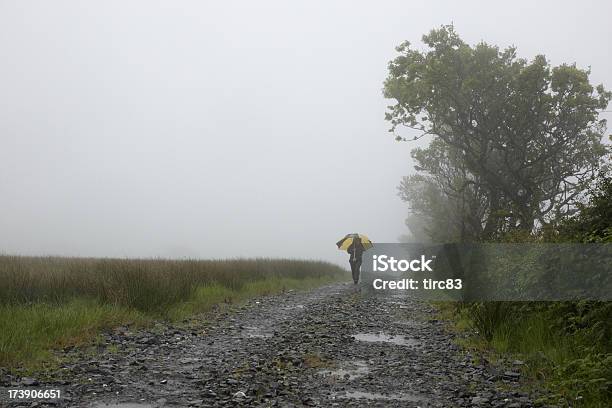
xmin=21 ymin=377 xmax=39 ymax=386
xmin=318 ymin=360 xmax=370 ymax=381
xmin=471 ymin=396 xmax=491 ymax=404
xmin=334 ymin=390 xmax=427 ymax=402
xmin=2 ymin=282 xmax=537 ymax=408
xmin=352 ymin=332 xmax=421 ymax=346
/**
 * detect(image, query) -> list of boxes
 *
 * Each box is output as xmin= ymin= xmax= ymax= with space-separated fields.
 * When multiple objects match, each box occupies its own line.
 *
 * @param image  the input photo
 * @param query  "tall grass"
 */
xmin=0 ymin=256 xmax=346 ymax=369
xmin=0 ymin=256 xmax=344 ymax=311
xmin=441 ymin=302 xmax=611 ymax=407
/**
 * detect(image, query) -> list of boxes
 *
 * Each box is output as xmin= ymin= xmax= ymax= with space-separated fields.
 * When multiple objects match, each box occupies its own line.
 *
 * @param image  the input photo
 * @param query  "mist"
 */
xmin=1 ymin=0 xmax=611 ymax=266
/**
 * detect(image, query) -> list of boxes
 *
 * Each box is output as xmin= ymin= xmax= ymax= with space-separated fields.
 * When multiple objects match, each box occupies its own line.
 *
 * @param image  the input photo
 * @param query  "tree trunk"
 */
xmin=482 ymin=192 xmax=500 ymax=239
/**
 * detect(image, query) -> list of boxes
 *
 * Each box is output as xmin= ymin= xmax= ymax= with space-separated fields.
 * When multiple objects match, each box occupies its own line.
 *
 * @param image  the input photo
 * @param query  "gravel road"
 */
xmin=2 ymin=282 xmax=538 ymax=407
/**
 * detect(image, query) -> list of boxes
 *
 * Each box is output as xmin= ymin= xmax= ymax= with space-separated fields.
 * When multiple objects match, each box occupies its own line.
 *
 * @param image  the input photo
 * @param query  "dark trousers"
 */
xmin=349 ymin=258 xmax=362 ymax=284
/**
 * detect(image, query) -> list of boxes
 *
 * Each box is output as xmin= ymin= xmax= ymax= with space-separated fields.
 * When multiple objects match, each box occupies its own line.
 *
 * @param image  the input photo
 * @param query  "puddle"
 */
xmin=319 ymin=360 xmax=369 ymax=380
xmin=353 ymin=333 xmax=420 ymax=346
xmin=242 ymin=326 xmax=272 ymax=338
xmin=335 ymin=391 xmax=426 ymax=402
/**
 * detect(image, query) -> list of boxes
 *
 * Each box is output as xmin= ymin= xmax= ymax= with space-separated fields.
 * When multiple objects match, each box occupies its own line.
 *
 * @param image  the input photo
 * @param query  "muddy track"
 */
xmin=2 ymin=283 xmax=538 ymax=407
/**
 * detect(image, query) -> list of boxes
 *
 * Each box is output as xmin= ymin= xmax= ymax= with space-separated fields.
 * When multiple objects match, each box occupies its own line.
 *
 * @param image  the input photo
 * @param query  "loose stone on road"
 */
xmin=2 ymin=283 xmax=537 ymax=407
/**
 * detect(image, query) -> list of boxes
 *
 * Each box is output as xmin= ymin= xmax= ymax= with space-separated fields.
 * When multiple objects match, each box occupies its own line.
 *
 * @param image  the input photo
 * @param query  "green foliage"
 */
xmin=551 ymin=354 xmax=612 ymax=406
xmin=547 ymin=300 xmax=612 ymax=352
xmin=386 ymin=25 xmax=611 ymax=241
xmin=466 ymin=302 xmax=515 ymax=341
xmin=391 ymin=25 xmax=611 ymax=407
xmin=448 ymin=301 xmax=611 ymax=406
xmin=552 ymin=173 xmax=612 ymax=243
xmin=443 ymin=171 xmax=612 ymax=406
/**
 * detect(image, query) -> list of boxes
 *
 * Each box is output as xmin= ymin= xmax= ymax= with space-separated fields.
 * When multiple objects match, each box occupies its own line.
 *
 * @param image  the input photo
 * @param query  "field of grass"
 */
xmin=437 ymin=302 xmax=611 ymax=408
xmin=0 ymin=255 xmax=346 ymax=370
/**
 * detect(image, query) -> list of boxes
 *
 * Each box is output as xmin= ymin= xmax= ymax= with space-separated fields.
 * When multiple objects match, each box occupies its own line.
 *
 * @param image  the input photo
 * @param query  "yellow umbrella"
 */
xmin=336 ymin=233 xmax=373 ymax=251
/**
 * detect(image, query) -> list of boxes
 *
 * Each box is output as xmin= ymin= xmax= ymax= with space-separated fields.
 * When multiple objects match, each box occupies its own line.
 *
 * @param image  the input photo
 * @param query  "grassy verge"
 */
xmin=437 ymin=302 xmax=611 ymax=408
xmin=0 ymin=300 xmax=148 ymax=370
xmin=0 ymin=256 xmax=346 ymax=370
xmin=166 ymin=276 xmax=338 ymax=320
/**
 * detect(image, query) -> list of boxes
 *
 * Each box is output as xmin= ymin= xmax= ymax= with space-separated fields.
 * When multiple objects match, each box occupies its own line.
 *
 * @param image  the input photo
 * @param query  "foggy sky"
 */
xmin=1 ymin=1 xmax=611 ymax=266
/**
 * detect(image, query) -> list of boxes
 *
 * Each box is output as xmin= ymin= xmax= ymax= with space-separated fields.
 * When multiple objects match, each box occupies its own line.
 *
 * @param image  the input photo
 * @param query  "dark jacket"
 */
xmin=347 ymin=240 xmax=365 ymax=263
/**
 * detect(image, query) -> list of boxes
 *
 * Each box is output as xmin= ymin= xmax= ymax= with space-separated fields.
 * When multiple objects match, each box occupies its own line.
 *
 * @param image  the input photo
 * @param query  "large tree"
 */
xmin=385 ymin=25 xmax=611 ymax=239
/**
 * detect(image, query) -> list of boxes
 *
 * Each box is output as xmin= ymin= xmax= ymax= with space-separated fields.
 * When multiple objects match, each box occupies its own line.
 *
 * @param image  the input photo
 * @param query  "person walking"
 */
xmin=347 ymin=239 xmax=365 ymax=284
xmin=336 ymin=233 xmax=373 ymax=285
